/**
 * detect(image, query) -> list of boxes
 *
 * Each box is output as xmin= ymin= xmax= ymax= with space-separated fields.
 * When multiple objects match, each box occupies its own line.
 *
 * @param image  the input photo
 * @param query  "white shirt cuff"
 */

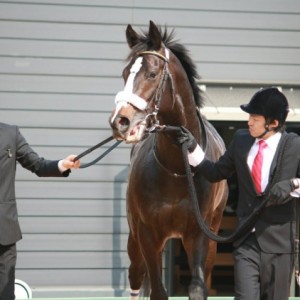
xmin=58 ymin=160 xmax=68 ymax=173
xmin=291 ymin=178 xmax=300 ymax=198
xmin=187 ymin=144 xmax=205 ymax=167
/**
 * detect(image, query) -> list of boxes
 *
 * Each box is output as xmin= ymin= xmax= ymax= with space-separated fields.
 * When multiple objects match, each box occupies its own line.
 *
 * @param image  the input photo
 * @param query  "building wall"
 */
xmin=0 ymin=0 xmax=299 ymax=297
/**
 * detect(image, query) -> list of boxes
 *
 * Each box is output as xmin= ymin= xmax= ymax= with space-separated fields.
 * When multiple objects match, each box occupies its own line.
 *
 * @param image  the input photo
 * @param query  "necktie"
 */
xmin=252 ymin=140 xmax=267 ymax=194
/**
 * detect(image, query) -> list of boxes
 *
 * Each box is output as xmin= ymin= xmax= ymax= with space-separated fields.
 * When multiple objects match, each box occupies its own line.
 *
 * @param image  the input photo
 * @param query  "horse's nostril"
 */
xmin=118 ymin=117 xmax=129 ymax=126
xmin=115 ymin=116 xmax=130 ymax=134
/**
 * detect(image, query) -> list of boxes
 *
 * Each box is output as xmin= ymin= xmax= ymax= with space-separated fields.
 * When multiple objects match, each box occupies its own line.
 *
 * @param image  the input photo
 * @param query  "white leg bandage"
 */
xmin=130 ymin=289 xmax=139 ymax=300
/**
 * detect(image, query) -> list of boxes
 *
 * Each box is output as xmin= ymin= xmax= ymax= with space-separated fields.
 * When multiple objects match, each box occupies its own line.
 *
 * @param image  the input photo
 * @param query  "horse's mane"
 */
xmin=126 ymin=25 xmax=204 ymax=108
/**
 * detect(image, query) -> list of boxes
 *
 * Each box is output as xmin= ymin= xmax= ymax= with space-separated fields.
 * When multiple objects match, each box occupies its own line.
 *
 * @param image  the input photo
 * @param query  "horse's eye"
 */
xmin=149 ymin=72 xmax=157 ymax=79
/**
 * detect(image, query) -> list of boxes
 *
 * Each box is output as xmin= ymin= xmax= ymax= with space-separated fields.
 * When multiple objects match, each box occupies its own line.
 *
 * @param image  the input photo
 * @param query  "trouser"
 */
xmin=0 ymin=244 xmax=16 ymax=300
xmin=233 ymin=233 xmax=293 ymax=300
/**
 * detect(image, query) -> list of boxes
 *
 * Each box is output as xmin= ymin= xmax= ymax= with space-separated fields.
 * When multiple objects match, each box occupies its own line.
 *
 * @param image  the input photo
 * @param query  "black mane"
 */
xmin=127 ymin=25 xmax=204 ymax=108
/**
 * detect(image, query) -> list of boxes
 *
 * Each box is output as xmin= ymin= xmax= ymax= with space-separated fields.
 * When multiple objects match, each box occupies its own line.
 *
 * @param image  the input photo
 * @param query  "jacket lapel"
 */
xmin=242 ymin=134 xmax=255 ymax=163
xmin=241 ymin=133 xmax=256 ymax=189
xmin=269 ymin=131 xmax=287 ymax=181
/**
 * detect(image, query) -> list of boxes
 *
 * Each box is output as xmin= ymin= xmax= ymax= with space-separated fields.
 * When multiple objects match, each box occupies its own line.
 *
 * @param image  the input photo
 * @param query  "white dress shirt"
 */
xmin=247 ymin=132 xmax=281 ymax=193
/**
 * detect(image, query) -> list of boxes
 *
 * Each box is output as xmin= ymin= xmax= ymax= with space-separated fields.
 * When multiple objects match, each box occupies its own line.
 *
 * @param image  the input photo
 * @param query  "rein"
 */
xmin=180 ymin=131 xmax=292 ymax=243
xmin=73 ymin=136 xmax=122 ymax=168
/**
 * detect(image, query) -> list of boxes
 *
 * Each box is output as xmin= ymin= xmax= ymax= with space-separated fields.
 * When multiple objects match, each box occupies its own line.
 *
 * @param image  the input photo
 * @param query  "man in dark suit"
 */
xmin=177 ymin=87 xmax=300 ymax=300
xmin=0 ymin=122 xmax=80 ymax=300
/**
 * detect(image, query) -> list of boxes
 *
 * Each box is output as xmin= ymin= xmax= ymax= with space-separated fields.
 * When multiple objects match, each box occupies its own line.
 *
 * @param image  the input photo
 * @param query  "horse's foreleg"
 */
xmin=138 ymin=224 xmax=168 ymax=300
xmin=127 ymin=231 xmax=146 ymax=300
xmin=183 ymin=234 xmax=209 ymax=300
xmin=204 ymin=239 xmax=217 ymax=291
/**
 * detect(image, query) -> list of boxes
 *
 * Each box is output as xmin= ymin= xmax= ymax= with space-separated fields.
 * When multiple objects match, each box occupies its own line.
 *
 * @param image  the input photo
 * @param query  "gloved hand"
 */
xmin=268 ymin=179 xmax=295 ymax=205
xmin=175 ymin=126 xmax=198 ymax=152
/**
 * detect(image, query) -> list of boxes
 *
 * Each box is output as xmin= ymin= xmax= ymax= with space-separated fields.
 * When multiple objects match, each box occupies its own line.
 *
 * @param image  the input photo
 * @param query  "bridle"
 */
xmin=112 ymin=47 xmax=175 ymax=133
xmin=139 ymin=50 xmax=173 ymax=129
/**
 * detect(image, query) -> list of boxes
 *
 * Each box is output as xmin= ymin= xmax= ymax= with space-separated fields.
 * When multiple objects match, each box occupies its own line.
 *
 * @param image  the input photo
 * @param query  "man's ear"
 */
xmin=268 ymin=119 xmax=279 ymax=130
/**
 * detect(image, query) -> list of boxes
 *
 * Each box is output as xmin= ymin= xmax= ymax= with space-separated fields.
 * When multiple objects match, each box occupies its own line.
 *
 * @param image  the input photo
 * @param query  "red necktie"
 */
xmin=252 ymin=140 xmax=267 ymax=194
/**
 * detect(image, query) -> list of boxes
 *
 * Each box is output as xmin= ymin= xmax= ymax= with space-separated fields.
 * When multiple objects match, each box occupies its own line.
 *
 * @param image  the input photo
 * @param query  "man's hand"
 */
xmin=174 ymin=126 xmax=205 ymax=167
xmin=175 ymin=126 xmax=198 ymax=152
xmin=61 ymin=155 xmax=80 ymax=169
xmin=268 ymin=179 xmax=294 ymax=205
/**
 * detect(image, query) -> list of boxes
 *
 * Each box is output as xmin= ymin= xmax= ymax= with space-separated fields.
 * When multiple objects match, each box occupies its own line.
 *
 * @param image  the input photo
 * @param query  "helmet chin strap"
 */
xmin=255 ymin=120 xmax=276 ymax=139
xmin=255 ymin=127 xmax=270 ymax=139
xmin=255 ymin=117 xmax=271 ymax=139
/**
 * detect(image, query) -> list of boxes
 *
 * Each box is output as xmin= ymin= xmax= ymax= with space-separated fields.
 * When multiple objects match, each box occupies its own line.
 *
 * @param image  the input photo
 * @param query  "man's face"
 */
xmin=248 ymin=114 xmax=266 ymax=138
xmin=247 ymin=114 xmax=278 ymax=139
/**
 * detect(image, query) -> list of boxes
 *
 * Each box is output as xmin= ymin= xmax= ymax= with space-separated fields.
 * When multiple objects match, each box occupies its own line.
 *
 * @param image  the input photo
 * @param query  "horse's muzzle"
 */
xmin=109 ymin=114 xmax=147 ymax=144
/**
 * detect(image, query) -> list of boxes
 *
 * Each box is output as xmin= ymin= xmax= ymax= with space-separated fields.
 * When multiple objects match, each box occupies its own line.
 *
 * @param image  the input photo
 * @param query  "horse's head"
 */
xmin=109 ymin=21 xmax=203 ymax=144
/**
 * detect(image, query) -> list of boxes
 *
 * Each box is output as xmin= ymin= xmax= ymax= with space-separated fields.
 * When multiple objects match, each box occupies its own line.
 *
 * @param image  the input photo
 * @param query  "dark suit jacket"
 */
xmin=198 ymin=129 xmax=300 ymax=253
xmin=0 ymin=122 xmax=70 ymax=246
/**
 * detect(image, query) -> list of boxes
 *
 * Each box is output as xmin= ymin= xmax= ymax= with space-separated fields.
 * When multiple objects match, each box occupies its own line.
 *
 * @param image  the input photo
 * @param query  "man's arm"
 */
xmin=16 ymin=126 xmax=80 ymax=177
xmin=176 ymin=126 xmax=236 ymax=182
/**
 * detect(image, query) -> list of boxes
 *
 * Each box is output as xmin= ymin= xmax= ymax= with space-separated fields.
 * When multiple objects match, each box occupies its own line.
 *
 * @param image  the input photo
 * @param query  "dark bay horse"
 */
xmin=109 ymin=21 xmax=228 ymax=300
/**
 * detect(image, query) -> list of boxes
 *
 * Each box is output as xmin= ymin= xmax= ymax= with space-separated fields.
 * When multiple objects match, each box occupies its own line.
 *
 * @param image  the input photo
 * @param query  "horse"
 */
xmin=109 ymin=21 xmax=228 ymax=300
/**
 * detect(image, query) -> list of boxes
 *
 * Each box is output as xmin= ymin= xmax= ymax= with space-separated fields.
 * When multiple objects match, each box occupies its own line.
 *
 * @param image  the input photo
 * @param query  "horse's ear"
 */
xmin=148 ymin=20 xmax=162 ymax=50
xmin=126 ymin=24 xmax=139 ymax=48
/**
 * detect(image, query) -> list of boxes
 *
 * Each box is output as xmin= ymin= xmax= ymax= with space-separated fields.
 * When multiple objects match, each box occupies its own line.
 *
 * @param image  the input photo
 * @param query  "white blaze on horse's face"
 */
xmin=110 ymin=56 xmax=148 ymax=143
xmin=113 ymin=57 xmax=148 ymax=116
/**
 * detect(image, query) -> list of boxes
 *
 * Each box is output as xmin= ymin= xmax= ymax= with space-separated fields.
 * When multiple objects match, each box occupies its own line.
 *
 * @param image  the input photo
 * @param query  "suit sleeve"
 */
xmin=15 ymin=126 xmax=70 ymax=177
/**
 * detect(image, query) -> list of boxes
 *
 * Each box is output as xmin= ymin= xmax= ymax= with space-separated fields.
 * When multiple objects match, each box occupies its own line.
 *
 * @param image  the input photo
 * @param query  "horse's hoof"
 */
xmin=188 ymin=282 xmax=207 ymax=300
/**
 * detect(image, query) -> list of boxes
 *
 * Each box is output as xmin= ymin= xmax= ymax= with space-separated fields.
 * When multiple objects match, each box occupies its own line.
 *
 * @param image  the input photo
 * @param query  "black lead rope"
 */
xmin=73 ymin=136 xmax=122 ymax=168
xmin=181 ymin=133 xmax=292 ymax=243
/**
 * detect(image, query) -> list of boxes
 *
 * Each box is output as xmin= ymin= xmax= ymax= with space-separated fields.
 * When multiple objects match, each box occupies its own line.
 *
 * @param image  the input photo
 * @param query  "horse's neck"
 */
xmin=177 ymin=104 xmax=203 ymax=144
xmin=154 ymin=108 xmax=203 ymax=174
xmin=195 ymin=107 xmax=207 ymax=150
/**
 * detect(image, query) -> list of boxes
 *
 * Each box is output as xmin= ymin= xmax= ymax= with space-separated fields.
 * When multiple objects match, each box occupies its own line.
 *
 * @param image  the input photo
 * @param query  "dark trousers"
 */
xmin=233 ymin=233 xmax=293 ymax=300
xmin=0 ymin=244 xmax=16 ymax=300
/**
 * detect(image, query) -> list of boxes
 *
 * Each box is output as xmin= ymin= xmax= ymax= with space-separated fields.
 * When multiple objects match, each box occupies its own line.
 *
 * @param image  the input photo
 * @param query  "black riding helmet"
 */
xmin=240 ymin=87 xmax=289 ymax=130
